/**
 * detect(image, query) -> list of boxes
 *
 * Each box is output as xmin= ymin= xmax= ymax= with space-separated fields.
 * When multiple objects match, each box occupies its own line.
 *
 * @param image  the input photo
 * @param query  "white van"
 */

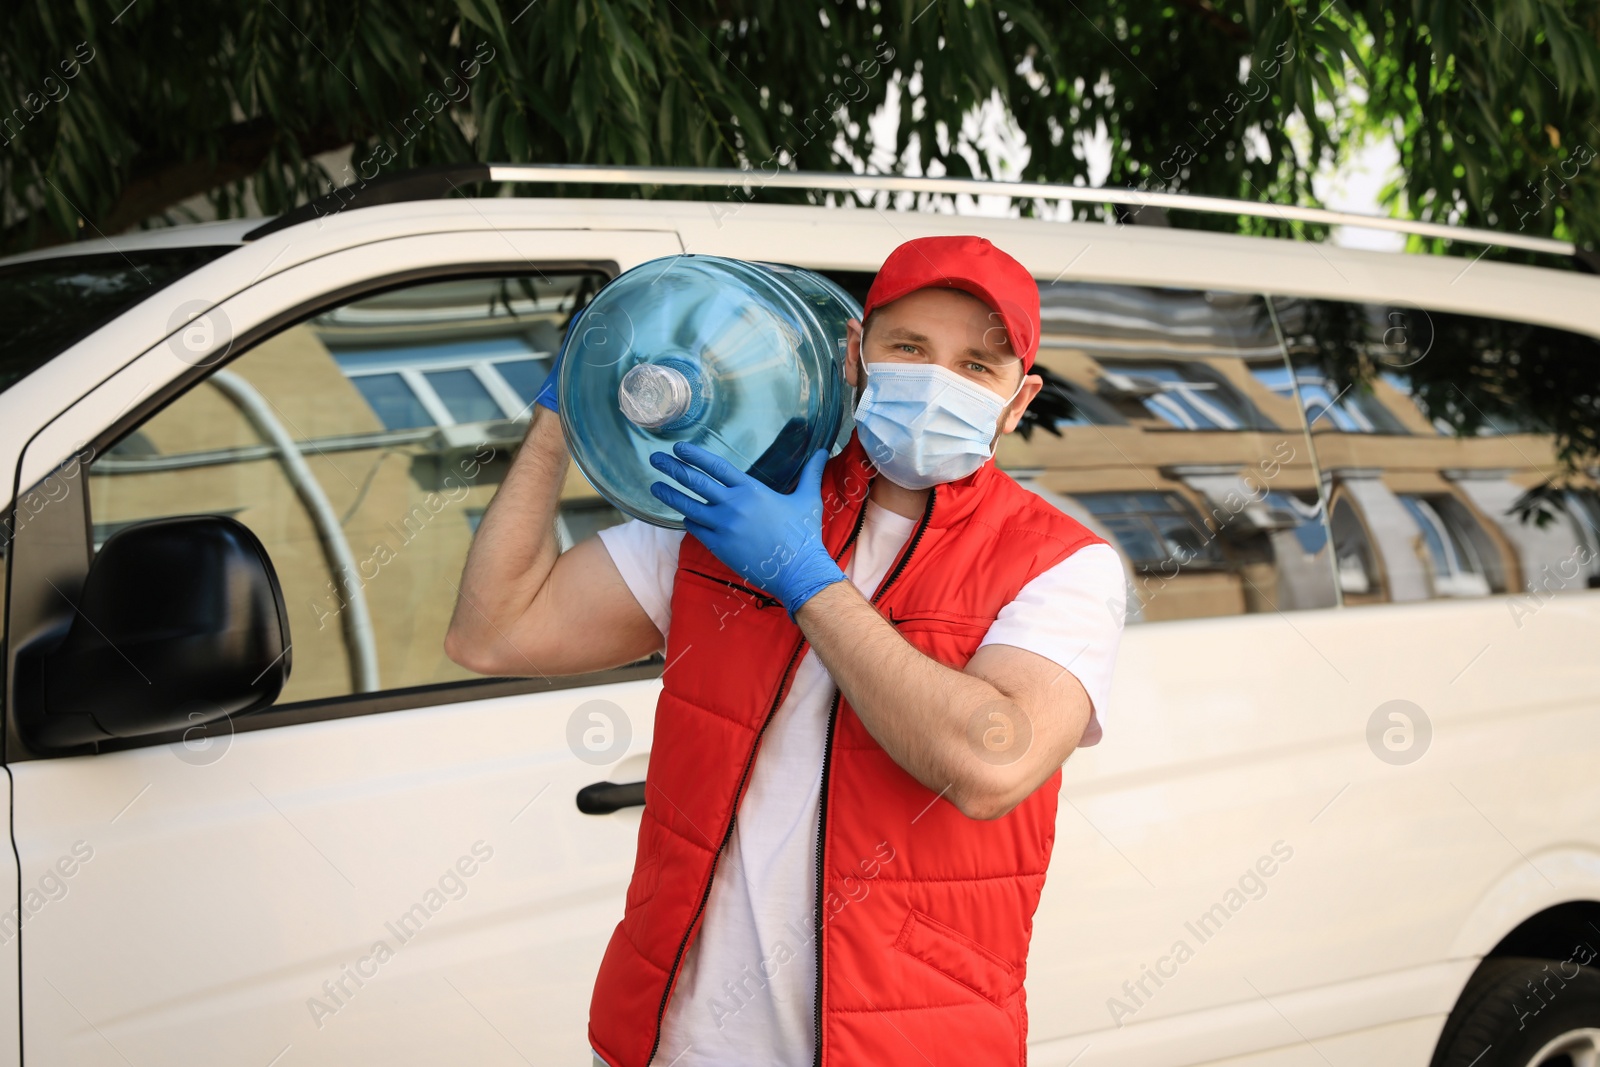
xmin=0 ymin=167 xmax=1596 ymax=1067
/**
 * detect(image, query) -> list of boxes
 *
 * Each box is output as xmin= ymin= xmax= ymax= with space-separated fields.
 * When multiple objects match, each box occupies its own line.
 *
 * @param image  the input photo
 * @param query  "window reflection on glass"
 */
xmin=351 ymin=372 xmax=434 ymax=431
xmin=1262 ymin=490 xmax=1329 ymax=557
xmin=1080 ymin=491 xmax=1222 ymax=570
xmin=424 ymin=368 xmax=503 ymax=425
xmin=1272 ymin=295 xmax=1599 ymax=606
xmin=994 ymin=281 xmax=1336 ymax=623
xmin=332 ymin=337 xmax=555 ymax=430
xmin=1253 ymin=364 xmax=1409 ymax=434
xmin=1330 ymin=496 xmax=1384 ymax=603
xmin=495 ymin=357 xmax=553 ymax=405
xmin=1108 ymin=365 xmax=1256 ymax=430
xmin=1398 ymin=494 xmax=1496 ymax=597
xmin=86 ymin=271 xmax=606 ymax=706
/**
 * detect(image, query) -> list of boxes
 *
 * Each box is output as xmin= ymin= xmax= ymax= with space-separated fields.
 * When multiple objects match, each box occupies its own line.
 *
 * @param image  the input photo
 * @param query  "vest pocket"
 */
xmin=679 ymin=567 xmax=782 ymax=611
xmin=883 ymin=607 xmax=991 ymax=640
xmin=892 ymin=907 xmax=1018 ymax=1009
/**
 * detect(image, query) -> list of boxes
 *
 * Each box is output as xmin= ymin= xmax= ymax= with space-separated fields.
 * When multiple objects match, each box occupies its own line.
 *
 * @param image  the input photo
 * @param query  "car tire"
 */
xmin=1430 ymin=955 xmax=1600 ymax=1067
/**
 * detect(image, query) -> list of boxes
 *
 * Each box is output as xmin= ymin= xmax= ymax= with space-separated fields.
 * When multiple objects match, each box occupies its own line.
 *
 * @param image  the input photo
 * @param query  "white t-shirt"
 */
xmin=596 ymin=501 xmax=1125 ymax=1067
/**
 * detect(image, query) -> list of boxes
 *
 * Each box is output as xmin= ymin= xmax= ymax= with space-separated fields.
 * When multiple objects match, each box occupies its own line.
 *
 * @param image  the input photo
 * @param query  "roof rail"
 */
xmin=243 ymin=163 xmax=1596 ymax=268
xmin=243 ymin=164 xmax=490 ymax=240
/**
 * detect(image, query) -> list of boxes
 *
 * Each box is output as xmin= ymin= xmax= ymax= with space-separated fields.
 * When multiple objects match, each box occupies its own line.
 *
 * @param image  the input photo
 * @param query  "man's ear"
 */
xmin=999 ymin=372 xmax=1045 ymax=435
xmin=844 ymin=317 xmax=863 ymax=389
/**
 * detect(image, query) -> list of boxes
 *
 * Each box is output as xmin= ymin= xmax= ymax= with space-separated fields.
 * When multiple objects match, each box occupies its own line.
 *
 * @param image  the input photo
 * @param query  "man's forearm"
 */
xmin=795 ymin=580 xmax=1019 ymax=817
xmin=445 ymin=408 xmax=569 ymax=656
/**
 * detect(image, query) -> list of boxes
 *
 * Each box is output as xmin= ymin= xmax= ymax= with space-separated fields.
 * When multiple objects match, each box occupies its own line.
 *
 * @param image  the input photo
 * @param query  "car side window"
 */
xmin=1001 ymin=281 xmax=1338 ymax=623
xmin=1270 ymin=297 xmax=1600 ymax=605
xmin=85 ymin=272 xmax=623 ymax=707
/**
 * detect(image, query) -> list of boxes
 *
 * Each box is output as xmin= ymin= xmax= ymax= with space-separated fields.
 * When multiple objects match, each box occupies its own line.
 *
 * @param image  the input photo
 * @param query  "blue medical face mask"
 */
xmin=853 ymin=360 xmax=1025 ymax=490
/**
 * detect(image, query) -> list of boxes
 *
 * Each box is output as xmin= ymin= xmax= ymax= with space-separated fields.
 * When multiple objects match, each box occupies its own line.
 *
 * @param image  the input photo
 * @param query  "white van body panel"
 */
xmin=1 ymin=198 xmax=1596 ymax=1064
xmin=11 ymin=686 xmax=660 ymax=1066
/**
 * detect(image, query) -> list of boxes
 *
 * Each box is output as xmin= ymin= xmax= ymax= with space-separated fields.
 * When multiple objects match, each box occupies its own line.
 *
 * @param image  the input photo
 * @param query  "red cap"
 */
xmin=862 ymin=235 xmax=1041 ymax=372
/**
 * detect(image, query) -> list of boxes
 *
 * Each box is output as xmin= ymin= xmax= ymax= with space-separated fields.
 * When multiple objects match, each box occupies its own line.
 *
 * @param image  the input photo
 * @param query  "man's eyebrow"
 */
xmin=877 ymin=326 xmax=930 ymax=343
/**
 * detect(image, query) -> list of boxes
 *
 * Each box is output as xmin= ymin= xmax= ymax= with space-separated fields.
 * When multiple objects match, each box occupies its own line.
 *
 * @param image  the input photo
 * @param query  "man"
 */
xmin=445 ymin=235 xmax=1126 ymax=1066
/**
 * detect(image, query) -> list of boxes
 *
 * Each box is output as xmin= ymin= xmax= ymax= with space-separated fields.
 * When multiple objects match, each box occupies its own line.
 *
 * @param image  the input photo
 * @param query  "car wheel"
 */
xmin=1431 ymin=956 xmax=1600 ymax=1067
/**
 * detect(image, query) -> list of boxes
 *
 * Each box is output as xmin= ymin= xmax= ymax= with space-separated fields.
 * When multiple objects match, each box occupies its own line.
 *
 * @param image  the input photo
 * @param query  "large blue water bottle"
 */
xmin=557 ymin=255 xmax=860 ymax=528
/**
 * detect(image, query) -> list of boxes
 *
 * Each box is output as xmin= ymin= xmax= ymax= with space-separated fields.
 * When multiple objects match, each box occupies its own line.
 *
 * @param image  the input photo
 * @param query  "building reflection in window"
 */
xmin=1079 ymin=491 xmax=1223 ymax=571
xmin=1253 ymin=363 xmax=1410 ymax=434
xmin=999 ymin=282 xmax=1336 ymax=622
xmin=1106 ymin=364 xmax=1256 ymax=430
xmin=1397 ymin=493 xmax=1506 ymax=598
xmin=1270 ymin=295 xmax=1600 ymax=606
xmin=1329 ymin=495 xmax=1384 ymax=603
xmin=86 ymin=272 xmax=607 ymax=705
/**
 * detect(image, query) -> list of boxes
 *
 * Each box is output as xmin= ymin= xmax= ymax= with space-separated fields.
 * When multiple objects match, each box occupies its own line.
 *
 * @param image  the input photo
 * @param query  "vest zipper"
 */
xmin=681 ymin=567 xmax=782 ymax=610
xmin=812 ymin=486 xmax=936 ymax=1067
xmin=644 ymin=488 xmax=876 ymax=1067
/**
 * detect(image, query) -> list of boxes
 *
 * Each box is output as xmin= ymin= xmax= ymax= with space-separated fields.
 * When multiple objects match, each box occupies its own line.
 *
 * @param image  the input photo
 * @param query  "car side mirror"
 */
xmin=14 ymin=515 xmax=292 ymax=751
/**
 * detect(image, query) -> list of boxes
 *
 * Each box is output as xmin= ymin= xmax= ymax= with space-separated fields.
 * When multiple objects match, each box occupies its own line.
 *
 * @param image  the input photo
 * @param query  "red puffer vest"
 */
xmin=588 ymin=429 xmax=1109 ymax=1066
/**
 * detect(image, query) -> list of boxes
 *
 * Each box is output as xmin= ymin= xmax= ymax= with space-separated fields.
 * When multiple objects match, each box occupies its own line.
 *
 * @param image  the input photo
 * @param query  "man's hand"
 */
xmin=648 ymin=442 xmax=846 ymax=619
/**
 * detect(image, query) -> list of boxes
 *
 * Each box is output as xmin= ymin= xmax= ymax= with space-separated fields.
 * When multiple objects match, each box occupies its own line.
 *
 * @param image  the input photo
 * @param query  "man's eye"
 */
xmin=965 ymin=362 xmax=989 ymax=374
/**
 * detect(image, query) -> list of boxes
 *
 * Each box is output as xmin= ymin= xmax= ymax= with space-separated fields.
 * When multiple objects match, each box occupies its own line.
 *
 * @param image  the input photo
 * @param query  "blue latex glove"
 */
xmin=532 ymin=345 xmax=564 ymax=413
xmin=649 ymin=442 xmax=845 ymax=620
xmin=534 ymin=309 xmax=586 ymax=413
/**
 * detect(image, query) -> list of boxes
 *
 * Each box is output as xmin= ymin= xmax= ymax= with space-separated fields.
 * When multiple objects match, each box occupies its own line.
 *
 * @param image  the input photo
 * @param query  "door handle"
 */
xmin=577 ymin=780 xmax=646 ymax=815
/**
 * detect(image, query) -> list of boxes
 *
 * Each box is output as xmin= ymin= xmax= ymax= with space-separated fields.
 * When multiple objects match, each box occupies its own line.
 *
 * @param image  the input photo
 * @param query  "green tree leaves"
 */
xmin=1358 ymin=0 xmax=1600 ymax=251
xmin=1 ymin=1 xmax=1597 ymax=255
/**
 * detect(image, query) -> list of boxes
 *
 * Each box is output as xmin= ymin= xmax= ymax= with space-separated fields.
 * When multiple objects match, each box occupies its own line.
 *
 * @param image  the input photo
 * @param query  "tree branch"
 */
xmin=5 ymin=117 xmax=358 ymax=255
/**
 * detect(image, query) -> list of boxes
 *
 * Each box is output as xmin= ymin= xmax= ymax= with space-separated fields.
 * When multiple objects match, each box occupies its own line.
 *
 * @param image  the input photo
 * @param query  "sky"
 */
xmin=1311 ymin=135 xmax=1407 ymax=252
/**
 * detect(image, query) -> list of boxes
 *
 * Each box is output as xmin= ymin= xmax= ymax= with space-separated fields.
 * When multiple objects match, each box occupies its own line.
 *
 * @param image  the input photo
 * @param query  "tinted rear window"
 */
xmin=0 ymin=246 xmax=233 ymax=394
